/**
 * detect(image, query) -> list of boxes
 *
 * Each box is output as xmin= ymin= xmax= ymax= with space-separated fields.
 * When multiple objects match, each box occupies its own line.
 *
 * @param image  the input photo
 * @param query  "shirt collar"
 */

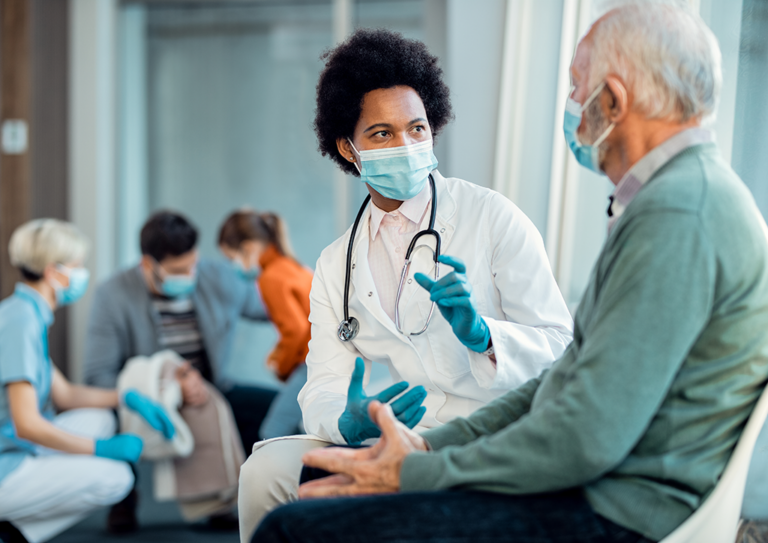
xmin=14 ymin=283 xmax=54 ymax=326
xmin=608 ymin=127 xmax=714 ymax=230
xmin=369 ymin=181 xmax=432 ymax=241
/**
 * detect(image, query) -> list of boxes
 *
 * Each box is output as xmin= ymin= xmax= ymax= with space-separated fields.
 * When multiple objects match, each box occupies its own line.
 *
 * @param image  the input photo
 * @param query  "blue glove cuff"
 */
xmin=462 ymin=317 xmax=491 ymax=353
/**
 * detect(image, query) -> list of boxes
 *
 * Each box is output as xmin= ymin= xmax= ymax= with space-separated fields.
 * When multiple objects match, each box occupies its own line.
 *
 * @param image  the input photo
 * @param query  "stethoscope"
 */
xmin=338 ymin=174 xmax=441 ymax=342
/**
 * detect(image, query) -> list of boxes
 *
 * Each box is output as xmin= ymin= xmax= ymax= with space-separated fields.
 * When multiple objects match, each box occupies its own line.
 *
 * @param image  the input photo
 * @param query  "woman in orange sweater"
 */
xmin=218 ymin=210 xmax=313 ymax=439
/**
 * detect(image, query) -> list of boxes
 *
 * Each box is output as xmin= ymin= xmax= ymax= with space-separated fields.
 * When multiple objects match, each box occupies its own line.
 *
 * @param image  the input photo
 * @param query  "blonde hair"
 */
xmin=9 ymin=219 xmax=89 ymax=278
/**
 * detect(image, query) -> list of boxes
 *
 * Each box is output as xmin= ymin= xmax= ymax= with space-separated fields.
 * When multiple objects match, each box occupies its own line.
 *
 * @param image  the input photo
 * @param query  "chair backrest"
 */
xmin=660 ymin=384 xmax=768 ymax=543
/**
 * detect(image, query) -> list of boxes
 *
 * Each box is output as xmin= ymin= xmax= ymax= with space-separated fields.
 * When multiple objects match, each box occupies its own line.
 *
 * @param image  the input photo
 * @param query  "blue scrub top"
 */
xmin=0 ymin=283 xmax=56 ymax=484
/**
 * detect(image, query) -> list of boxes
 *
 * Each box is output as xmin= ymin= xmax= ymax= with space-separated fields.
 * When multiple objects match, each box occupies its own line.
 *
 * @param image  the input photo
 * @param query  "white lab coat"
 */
xmin=298 ymin=171 xmax=574 ymax=444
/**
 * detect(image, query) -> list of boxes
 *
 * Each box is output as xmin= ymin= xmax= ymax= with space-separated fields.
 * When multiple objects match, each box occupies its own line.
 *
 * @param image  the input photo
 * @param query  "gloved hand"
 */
xmin=338 ymin=358 xmax=427 ymax=446
xmin=123 ymin=389 xmax=176 ymax=440
xmin=94 ymin=434 xmax=144 ymax=463
xmin=414 ymin=255 xmax=491 ymax=352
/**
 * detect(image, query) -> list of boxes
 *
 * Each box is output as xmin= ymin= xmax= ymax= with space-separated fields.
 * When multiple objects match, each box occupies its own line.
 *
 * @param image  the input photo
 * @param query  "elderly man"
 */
xmin=251 ymin=4 xmax=768 ymax=543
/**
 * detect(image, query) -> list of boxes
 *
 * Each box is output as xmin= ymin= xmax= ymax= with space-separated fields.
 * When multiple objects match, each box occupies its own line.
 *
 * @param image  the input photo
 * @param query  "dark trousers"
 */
xmin=224 ymin=384 xmax=278 ymax=454
xmin=252 ymin=488 xmax=655 ymax=543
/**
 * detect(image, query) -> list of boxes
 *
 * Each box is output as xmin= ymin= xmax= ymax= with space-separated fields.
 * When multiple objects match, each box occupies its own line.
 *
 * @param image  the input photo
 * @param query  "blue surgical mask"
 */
xmin=348 ymin=139 xmax=438 ymax=201
xmin=233 ymin=259 xmax=259 ymax=281
xmin=160 ymin=274 xmax=196 ymax=298
xmin=563 ymin=82 xmax=615 ymax=174
xmin=154 ymin=261 xmax=197 ymax=298
xmin=53 ymin=266 xmax=90 ymax=306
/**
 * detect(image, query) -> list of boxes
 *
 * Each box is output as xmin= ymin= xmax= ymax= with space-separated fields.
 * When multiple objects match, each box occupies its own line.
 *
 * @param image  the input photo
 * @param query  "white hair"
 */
xmin=588 ymin=1 xmax=722 ymax=122
xmin=9 ymin=219 xmax=89 ymax=276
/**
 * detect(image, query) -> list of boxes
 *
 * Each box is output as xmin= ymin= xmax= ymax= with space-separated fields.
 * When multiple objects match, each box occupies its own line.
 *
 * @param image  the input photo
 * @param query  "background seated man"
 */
xmin=83 ymin=210 xmax=275 ymax=533
xmin=253 ymin=4 xmax=768 ymax=543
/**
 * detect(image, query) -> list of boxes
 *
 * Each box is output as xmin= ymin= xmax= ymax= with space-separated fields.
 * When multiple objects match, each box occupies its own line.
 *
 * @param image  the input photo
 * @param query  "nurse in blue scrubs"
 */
xmin=0 ymin=219 xmax=175 ymax=543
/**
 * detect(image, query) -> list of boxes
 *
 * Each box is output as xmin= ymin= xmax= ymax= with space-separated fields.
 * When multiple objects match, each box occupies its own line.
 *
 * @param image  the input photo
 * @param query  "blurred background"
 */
xmin=0 ymin=0 xmax=764 ymax=389
xmin=0 ymin=0 xmax=764 ymax=539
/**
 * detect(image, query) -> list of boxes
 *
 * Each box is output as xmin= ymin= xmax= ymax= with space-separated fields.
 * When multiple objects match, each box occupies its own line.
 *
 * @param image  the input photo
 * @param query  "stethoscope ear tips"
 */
xmin=338 ymin=317 xmax=360 ymax=342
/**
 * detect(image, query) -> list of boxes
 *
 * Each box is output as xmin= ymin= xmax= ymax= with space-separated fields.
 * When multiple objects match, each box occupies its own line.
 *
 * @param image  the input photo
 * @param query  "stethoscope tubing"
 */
xmin=338 ymin=174 xmax=439 ymax=342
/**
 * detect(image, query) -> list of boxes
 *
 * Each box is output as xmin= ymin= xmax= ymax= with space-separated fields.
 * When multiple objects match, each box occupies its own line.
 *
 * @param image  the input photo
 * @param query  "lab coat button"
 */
xmin=408 ymin=279 xmax=413 ymax=284
xmin=368 ymin=291 xmax=373 ymax=297
xmin=440 ymin=228 xmax=446 ymax=233
xmin=352 ymin=263 xmax=356 ymax=269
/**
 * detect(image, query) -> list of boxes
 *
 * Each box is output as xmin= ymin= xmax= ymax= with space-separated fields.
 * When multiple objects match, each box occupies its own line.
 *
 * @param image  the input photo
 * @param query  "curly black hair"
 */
xmin=314 ymin=28 xmax=454 ymax=176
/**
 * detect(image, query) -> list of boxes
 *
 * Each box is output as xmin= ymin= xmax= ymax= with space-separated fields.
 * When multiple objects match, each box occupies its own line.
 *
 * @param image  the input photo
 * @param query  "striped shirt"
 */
xmin=151 ymin=295 xmax=212 ymax=381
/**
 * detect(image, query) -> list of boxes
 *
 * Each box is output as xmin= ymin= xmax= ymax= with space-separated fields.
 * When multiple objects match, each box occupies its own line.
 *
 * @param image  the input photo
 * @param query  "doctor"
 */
xmin=237 ymin=28 xmax=574 ymax=541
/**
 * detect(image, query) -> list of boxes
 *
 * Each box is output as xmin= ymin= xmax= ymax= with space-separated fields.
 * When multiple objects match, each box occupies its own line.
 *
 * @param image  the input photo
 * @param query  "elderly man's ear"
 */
xmin=603 ymin=76 xmax=629 ymax=123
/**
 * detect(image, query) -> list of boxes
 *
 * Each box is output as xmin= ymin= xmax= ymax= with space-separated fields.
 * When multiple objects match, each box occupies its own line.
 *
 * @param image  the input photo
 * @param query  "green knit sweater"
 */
xmin=400 ymin=143 xmax=768 ymax=541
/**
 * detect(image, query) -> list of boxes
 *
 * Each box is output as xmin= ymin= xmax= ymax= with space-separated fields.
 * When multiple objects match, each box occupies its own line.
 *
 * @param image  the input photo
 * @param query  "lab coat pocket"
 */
xmin=418 ymin=301 xmax=471 ymax=379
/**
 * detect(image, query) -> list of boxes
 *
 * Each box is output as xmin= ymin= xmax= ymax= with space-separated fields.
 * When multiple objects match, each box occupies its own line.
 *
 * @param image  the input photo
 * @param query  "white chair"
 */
xmin=660 ymin=384 xmax=768 ymax=543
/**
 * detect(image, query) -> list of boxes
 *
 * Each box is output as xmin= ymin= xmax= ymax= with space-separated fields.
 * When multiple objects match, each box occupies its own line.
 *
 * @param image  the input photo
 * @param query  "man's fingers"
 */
xmin=299 ymin=474 xmax=357 ymax=499
xmin=389 ymin=386 xmax=426 ymax=415
xmin=375 ymin=381 xmax=410 ymax=403
xmin=347 ymin=358 xmax=366 ymax=400
xmin=370 ymin=401 xmax=401 ymax=440
xmin=437 ymin=255 xmax=466 ymax=274
xmin=404 ymin=406 xmax=427 ymax=429
xmin=301 ymin=446 xmax=361 ymax=474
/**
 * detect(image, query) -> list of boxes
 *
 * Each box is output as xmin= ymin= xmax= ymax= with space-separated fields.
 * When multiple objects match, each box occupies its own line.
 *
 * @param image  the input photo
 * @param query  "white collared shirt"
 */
xmin=367 ymin=183 xmax=431 ymax=322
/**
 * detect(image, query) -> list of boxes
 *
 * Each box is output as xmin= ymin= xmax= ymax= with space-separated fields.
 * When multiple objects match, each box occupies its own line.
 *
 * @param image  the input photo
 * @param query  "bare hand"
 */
xmin=176 ymin=362 xmax=209 ymax=407
xmin=298 ymin=401 xmax=429 ymax=498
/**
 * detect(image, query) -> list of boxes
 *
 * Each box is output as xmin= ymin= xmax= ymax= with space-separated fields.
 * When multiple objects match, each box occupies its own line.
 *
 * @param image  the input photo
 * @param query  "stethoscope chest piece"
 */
xmin=338 ymin=317 xmax=360 ymax=342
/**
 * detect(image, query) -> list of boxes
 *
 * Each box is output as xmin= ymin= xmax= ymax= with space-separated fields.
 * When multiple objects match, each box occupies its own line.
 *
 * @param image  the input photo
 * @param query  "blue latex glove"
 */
xmin=123 ymin=389 xmax=176 ymax=440
xmin=414 ymin=255 xmax=491 ymax=352
xmin=338 ymin=358 xmax=427 ymax=446
xmin=94 ymin=434 xmax=144 ymax=463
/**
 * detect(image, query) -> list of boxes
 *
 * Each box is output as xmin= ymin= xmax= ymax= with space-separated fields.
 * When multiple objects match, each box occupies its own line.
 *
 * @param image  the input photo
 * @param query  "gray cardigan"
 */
xmin=83 ymin=258 xmax=268 ymax=391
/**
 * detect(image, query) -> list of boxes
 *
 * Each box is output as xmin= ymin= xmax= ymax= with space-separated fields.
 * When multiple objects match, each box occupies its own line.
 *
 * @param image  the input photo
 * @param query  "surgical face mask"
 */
xmin=348 ymin=138 xmax=438 ymax=201
xmin=563 ymin=82 xmax=615 ymax=174
xmin=52 ymin=265 xmax=90 ymax=306
xmin=233 ymin=258 xmax=259 ymax=281
xmin=155 ymin=261 xmax=197 ymax=298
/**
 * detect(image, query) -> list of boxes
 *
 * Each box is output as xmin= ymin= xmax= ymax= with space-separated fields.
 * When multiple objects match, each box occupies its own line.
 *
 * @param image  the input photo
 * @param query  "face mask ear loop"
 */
xmin=589 ymin=81 xmax=624 ymax=169
xmin=581 ymin=81 xmax=607 ymax=113
xmin=347 ymin=138 xmax=362 ymax=174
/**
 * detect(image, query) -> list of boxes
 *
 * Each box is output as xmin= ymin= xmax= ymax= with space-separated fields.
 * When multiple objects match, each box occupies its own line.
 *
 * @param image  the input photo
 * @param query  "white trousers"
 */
xmin=0 ymin=408 xmax=134 ymax=543
xmin=238 ymin=435 xmax=330 ymax=543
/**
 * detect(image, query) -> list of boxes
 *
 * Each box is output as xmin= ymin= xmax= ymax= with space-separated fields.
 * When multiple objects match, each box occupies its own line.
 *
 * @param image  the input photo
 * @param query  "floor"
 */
xmin=48 ymin=463 xmax=241 ymax=543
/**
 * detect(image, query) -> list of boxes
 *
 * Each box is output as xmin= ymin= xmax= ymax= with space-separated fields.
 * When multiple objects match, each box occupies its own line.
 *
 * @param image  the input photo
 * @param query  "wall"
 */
xmin=68 ymin=0 xmax=118 ymax=382
xmin=442 ymin=0 xmax=505 ymax=187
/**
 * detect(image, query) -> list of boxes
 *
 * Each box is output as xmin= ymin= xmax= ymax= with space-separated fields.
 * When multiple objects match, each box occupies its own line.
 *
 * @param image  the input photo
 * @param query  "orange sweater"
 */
xmin=258 ymin=245 xmax=313 ymax=380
